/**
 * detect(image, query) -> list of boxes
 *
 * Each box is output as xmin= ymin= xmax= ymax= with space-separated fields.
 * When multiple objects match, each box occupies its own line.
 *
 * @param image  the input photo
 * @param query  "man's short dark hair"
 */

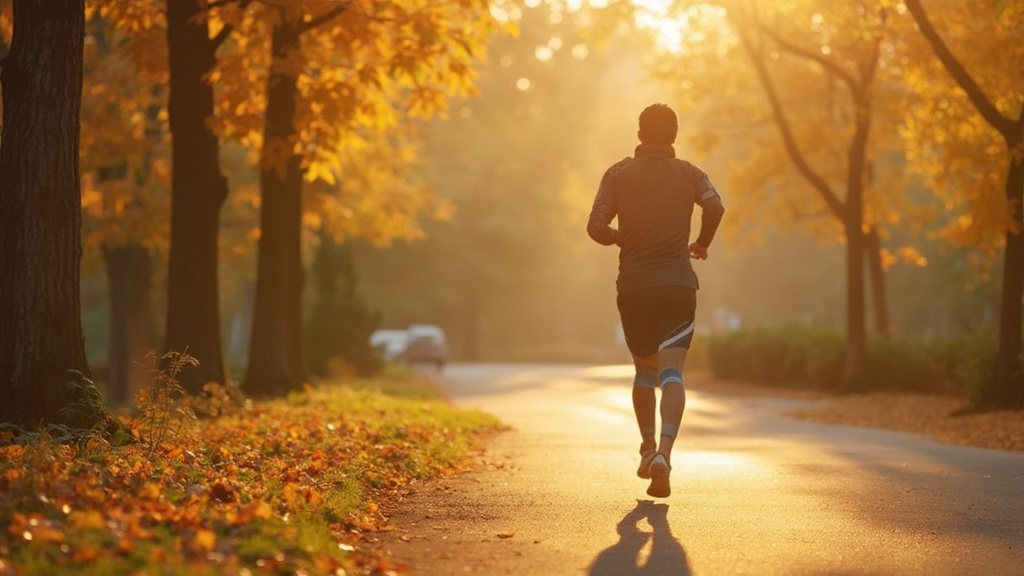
xmin=638 ymin=103 xmax=678 ymax=145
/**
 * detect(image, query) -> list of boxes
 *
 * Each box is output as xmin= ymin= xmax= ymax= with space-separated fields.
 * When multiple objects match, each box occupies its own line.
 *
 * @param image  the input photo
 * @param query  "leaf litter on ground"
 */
xmin=696 ymin=377 xmax=1024 ymax=453
xmin=786 ymin=392 xmax=1024 ymax=452
xmin=0 ymin=374 xmax=503 ymax=575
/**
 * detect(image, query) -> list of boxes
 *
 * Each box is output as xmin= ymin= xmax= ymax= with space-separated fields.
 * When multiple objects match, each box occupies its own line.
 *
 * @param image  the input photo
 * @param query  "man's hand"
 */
xmin=688 ymin=242 xmax=709 ymax=260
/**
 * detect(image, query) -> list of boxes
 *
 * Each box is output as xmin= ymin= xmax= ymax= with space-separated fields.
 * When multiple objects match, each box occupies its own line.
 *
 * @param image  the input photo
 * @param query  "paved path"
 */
xmin=374 ymin=363 xmax=1024 ymax=575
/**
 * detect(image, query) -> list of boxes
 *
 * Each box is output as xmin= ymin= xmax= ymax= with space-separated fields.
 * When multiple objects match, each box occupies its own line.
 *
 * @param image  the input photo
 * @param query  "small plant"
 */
xmin=135 ymin=349 xmax=198 ymax=457
xmin=185 ymin=380 xmax=249 ymax=419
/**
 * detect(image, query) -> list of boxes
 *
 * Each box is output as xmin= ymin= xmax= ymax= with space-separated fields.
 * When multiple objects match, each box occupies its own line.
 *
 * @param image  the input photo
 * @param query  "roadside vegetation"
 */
xmin=0 ymin=368 xmax=501 ymax=575
xmin=707 ymin=325 xmax=994 ymax=397
xmin=704 ymin=326 xmax=1024 ymax=452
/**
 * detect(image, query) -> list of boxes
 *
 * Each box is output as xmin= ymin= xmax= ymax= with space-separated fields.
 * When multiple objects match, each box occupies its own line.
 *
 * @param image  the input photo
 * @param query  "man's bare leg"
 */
xmin=632 ymin=354 xmax=659 ymax=451
xmin=647 ymin=344 xmax=688 ymax=498
xmin=655 ymin=346 xmax=688 ymax=464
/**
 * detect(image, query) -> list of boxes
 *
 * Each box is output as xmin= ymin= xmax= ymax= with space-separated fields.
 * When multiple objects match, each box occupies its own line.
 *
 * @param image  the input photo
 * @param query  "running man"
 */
xmin=587 ymin=103 xmax=725 ymax=498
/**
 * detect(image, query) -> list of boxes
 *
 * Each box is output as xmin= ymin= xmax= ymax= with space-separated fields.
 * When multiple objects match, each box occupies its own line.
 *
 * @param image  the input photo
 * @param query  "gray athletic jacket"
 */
xmin=587 ymin=143 xmax=725 ymax=293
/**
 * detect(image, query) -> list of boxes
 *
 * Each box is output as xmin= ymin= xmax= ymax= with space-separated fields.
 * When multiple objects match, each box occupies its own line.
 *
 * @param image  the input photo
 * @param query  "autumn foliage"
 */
xmin=0 ymin=374 xmax=500 ymax=574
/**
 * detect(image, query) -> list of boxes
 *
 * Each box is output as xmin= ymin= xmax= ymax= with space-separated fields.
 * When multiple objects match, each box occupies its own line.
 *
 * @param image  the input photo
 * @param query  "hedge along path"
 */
xmin=0 ymin=376 xmax=502 ymax=575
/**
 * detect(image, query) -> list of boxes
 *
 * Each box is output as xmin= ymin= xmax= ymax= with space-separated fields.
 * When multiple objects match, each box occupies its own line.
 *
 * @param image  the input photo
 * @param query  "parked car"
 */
xmin=370 ymin=329 xmax=410 ymax=364
xmin=401 ymin=324 xmax=448 ymax=370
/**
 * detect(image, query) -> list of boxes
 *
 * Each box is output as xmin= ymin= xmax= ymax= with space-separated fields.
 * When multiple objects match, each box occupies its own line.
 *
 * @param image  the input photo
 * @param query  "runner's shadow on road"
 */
xmin=588 ymin=499 xmax=691 ymax=576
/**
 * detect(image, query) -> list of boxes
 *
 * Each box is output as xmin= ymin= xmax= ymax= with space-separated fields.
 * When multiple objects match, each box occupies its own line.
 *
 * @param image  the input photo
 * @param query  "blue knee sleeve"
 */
xmin=659 ymin=368 xmax=683 ymax=388
xmin=634 ymin=368 xmax=658 ymax=389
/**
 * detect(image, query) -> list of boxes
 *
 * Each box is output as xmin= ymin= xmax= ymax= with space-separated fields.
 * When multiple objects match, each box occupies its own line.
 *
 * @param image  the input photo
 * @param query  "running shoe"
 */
xmin=637 ymin=447 xmax=658 ymax=479
xmin=646 ymin=453 xmax=671 ymax=498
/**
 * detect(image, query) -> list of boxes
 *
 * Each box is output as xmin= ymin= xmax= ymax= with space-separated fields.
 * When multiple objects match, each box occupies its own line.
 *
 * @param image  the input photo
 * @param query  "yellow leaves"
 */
xmin=897 ymin=245 xmax=928 ymax=267
xmin=192 ymin=528 xmax=217 ymax=552
xmin=881 ymin=246 xmax=928 ymax=270
xmin=139 ymin=482 xmax=162 ymax=501
xmin=227 ymin=501 xmax=274 ymax=526
xmin=8 ymin=514 xmax=65 ymax=544
xmin=68 ymin=510 xmax=105 ymax=531
xmin=0 ymin=379 xmax=501 ymax=573
xmin=305 ymin=160 xmax=338 ymax=186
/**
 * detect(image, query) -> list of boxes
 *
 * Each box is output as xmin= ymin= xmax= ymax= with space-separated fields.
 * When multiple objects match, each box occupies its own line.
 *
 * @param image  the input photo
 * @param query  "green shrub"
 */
xmin=708 ymin=325 xmax=995 ymax=395
xmin=708 ymin=324 xmax=844 ymax=390
xmin=924 ymin=332 xmax=997 ymax=397
xmin=304 ymin=238 xmax=383 ymax=378
xmin=865 ymin=336 xmax=944 ymax=393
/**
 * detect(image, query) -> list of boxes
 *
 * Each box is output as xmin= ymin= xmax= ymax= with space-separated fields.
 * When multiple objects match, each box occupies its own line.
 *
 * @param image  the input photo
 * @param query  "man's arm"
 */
xmin=587 ymin=169 xmax=619 ymax=246
xmin=693 ymin=171 xmax=725 ymax=251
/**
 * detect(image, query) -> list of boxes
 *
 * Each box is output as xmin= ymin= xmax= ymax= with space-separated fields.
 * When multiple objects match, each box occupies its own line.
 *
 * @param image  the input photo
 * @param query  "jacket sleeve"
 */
xmin=693 ymin=170 xmax=725 ymax=247
xmin=587 ymin=168 xmax=619 ymax=246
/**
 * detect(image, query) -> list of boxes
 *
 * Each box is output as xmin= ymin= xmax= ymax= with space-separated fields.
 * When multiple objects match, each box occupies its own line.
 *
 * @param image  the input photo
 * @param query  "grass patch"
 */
xmin=0 ymin=374 xmax=502 ymax=575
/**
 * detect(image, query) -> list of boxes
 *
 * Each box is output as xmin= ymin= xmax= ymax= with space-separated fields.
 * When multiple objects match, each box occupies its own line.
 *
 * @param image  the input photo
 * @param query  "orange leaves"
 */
xmin=191 ymin=527 xmax=218 ymax=552
xmin=67 ymin=510 xmax=104 ymax=531
xmin=789 ymin=392 xmax=1024 ymax=452
xmin=8 ymin=514 xmax=65 ymax=545
xmin=227 ymin=501 xmax=274 ymax=526
xmin=0 ymin=379 xmax=499 ymax=573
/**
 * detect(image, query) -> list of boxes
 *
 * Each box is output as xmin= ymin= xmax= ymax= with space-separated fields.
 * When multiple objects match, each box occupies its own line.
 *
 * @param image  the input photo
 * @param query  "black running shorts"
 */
xmin=616 ymin=285 xmax=697 ymax=358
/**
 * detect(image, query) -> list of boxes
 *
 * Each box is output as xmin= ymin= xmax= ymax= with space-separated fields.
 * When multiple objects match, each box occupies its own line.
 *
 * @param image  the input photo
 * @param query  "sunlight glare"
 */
xmin=683 ymin=450 xmax=763 ymax=477
xmin=628 ymin=1 xmax=730 ymax=54
xmin=571 ymin=43 xmax=590 ymax=60
xmin=583 ymin=364 xmax=636 ymax=379
xmin=632 ymin=0 xmax=686 ymax=53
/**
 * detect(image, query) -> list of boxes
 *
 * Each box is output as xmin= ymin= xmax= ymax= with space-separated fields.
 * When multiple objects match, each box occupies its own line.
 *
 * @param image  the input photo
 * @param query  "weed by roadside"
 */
xmin=0 ymin=374 xmax=501 ymax=575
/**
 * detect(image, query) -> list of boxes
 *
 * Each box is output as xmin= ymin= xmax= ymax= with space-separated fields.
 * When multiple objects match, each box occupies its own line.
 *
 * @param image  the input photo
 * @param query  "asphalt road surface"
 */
xmin=376 ymin=363 xmax=1024 ymax=576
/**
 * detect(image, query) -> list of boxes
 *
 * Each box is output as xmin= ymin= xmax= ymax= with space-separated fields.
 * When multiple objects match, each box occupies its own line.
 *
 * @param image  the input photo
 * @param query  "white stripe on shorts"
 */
xmin=658 ymin=322 xmax=694 ymax=351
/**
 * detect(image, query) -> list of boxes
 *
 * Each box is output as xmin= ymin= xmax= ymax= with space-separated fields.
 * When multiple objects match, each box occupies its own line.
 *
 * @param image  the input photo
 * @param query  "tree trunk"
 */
xmin=985 ymin=151 xmax=1024 ymax=408
xmin=841 ymin=101 xmax=873 ymax=392
xmin=843 ymin=221 xmax=869 ymax=391
xmin=102 ymin=244 xmax=155 ymax=406
xmin=864 ymin=226 xmax=891 ymax=337
xmin=243 ymin=21 xmax=306 ymax=397
xmin=163 ymin=0 xmax=229 ymax=393
xmin=0 ymin=0 xmax=106 ymax=429
xmin=903 ymin=0 xmax=1024 ymax=408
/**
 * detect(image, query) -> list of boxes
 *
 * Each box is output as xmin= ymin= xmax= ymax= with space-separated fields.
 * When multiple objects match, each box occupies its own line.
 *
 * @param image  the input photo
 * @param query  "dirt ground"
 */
xmin=694 ymin=377 xmax=1024 ymax=453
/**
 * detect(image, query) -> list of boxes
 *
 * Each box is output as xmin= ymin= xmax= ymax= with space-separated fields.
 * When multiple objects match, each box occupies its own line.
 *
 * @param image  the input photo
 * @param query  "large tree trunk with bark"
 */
xmin=904 ymin=0 xmax=1024 ymax=409
xmin=243 ymin=21 xmax=306 ymax=397
xmin=864 ymin=226 xmax=891 ymax=337
xmin=163 ymin=0 xmax=229 ymax=393
xmin=987 ymin=154 xmax=1024 ymax=408
xmin=842 ymin=221 xmax=869 ymax=390
xmin=841 ymin=107 xmax=872 ymax=392
xmin=0 ymin=0 xmax=107 ymax=429
xmin=103 ymin=244 xmax=155 ymax=406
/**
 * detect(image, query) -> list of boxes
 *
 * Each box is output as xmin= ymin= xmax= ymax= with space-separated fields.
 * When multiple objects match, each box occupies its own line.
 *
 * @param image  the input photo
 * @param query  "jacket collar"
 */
xmin=634 ymin=143 xmax=675 ymax=158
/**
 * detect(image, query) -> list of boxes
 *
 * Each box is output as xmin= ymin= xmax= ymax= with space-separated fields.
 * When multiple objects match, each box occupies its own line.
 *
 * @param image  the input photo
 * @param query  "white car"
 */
xmin=370 ymin=329 xmax=410 ymax=363
xmin=401 ymin=324 xmax=449 ymax=370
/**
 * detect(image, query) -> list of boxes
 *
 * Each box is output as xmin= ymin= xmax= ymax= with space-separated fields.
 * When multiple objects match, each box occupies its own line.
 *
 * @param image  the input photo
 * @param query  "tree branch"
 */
xmin=210 ymin=0 xmax=254 ymax=51
xmin=903 ymin=0 xmax=1014 ymax=139
xmin=203 ymin=0 xmax=241 ymax=9
xmin=732 ymin=15 xmax=847 ymax=218
xmin=296 ymin=4 xmax=348 ymax=35
xmin=759 ymin=25 xmax=859 ymax=93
